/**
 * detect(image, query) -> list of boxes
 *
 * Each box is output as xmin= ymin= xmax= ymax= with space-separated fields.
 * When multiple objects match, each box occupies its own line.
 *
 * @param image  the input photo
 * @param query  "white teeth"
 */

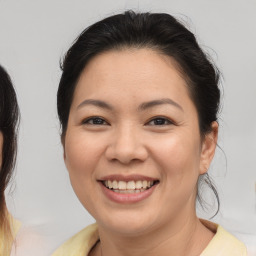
xmin=108 ymin=180 xmax=113 ymax=189
xmin=118 ymin=181 xmax=127 ymax=190
xmin=142 ymin=180 xmax=147 ymax=189
xmin=127 ymin=181 xmax=135 ymax=190
xmin=112 ymin=189 xmax=145 ymax=194
xmin=103 ymin=179 xmax=156 ymax=192
xmin=135 ymin=180 xmax=142 ymax=189
xmin=112 ymin=180 xmax=118 ymax=189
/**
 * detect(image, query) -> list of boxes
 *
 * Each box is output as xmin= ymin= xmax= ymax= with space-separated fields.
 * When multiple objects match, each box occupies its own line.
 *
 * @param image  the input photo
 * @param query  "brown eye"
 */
xmin=82 ymin=117 xmax=108 ymax=125
xmin=147 ymin=117 xmax=173 ymax=126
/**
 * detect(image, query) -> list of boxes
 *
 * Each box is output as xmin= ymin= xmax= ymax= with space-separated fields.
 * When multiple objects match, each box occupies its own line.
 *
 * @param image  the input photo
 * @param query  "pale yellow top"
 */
xmin=0 ymin=213 xmax=21 ymax=256
xmin=52 ymin=220 xmax=247 ymax=256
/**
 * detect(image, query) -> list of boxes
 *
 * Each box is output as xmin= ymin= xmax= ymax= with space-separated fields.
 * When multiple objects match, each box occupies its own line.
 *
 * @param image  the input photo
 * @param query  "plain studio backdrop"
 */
xmin=0 ymin=0 xmax=256 ymax=254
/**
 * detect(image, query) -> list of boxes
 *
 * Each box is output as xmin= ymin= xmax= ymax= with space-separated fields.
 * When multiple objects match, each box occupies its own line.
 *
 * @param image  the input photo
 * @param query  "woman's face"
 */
xmin=64 ymin=49 xmax=217 ymax=235
xmin=0 ymin=132 xmax=3 ymax=168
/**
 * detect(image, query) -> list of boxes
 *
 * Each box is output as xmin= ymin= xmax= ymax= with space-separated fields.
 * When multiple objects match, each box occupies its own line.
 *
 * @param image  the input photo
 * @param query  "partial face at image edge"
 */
xmin=0 ymin=132 xmax=3 ymax=168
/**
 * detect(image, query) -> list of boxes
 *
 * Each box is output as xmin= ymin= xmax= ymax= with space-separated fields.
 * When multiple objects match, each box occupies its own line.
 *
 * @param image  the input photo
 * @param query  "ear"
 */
xmin=61 ymin=134 xmax=66 ymax=161
xmin=199 ymin=121 xmax=218 ymax=175
xmin=63 ymin=149 xmax=66 ymax=161
xmin=62 ymin=141 xmax=70 ymax=172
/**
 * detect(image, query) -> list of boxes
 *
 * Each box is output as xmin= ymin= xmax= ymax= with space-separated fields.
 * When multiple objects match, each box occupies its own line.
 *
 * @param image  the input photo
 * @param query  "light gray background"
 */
xmin=0 ymin=0 xmax=256 ymax=254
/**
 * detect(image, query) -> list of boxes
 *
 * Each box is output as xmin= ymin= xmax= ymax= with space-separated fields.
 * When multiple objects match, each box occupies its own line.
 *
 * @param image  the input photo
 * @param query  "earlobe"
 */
xmin=61 ymin=133 xmax=71 ymax=172
xmin=63 ymin=147 xmax=69 ymax=172
xmin=199 ymin=121 xmax=218 ymax=174
xmin=62 ymin=136 xmax=66 ymax=161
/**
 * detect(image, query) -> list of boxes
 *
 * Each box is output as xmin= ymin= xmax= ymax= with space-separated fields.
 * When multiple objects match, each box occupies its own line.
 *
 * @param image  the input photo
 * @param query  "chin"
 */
xmin=95 ymin=210 xmax=158 ymax=236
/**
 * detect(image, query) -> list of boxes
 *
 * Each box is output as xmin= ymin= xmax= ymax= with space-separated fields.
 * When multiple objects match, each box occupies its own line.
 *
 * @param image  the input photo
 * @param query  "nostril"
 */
xmin=105 ymin=143 xmax=148 ymax=164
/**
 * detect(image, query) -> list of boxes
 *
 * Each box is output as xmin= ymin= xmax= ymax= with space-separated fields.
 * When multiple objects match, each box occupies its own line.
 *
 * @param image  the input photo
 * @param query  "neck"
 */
xmin=93 ymin=214 xmax=214 ymax=256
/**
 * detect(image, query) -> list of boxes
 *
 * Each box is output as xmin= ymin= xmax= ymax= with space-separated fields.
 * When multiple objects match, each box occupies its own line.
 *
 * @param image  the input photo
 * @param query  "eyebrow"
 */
xmin=77 ymin=98 xmax=183 ymax=111
xmin=77 ymin=99 xmax=113 ymax=110
xmin=138 ymin=98 xmax=183 ymax=111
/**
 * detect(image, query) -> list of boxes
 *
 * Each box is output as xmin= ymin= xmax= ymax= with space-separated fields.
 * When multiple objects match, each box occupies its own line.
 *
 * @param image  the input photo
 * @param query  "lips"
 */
xmin=103 ymin=180 xmax=157 ymax=193
xmin=98 ymin=175 xmax=159 ymax=203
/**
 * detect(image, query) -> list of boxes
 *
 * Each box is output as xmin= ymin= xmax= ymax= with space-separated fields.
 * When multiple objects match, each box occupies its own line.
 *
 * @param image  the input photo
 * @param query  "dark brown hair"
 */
xmin=0 ymin=64 xmax=20 ymax=252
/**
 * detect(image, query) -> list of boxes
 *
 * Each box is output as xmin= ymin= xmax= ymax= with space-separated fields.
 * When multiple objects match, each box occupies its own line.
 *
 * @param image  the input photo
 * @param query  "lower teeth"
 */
xmin=112 ymin=189 xmax=147 ymax=194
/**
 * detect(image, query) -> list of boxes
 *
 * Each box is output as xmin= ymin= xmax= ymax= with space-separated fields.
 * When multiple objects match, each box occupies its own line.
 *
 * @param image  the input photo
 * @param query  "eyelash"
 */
xmin=146 ymin=117 xmax=174 ymax=126
xmin=82 ymin=116 xmax=109 ymax=125
xmin=82 ymin=116 xmax=173 ymax=126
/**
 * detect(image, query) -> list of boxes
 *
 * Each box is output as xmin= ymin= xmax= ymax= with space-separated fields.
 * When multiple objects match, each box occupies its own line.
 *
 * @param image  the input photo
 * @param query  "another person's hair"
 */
xmin=0 ymin=64 xmax=20 ymax=251
xmin=57 ymin=11 xmax=221 ymax=215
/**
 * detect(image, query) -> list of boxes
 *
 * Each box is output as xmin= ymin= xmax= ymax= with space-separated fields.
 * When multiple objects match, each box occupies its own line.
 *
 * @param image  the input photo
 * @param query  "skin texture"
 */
xmin=64 ymin=49 xmax=218 ymax=256
xmin=0 ymin=132 xmax=3 ymax=168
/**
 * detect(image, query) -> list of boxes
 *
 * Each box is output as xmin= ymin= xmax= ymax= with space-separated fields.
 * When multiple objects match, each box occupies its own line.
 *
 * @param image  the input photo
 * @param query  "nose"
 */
xmin=105 ymin=125 xmax=148 ymax=165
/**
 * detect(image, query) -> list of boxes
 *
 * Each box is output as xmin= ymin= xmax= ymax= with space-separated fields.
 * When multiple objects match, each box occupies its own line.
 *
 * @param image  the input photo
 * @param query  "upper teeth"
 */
xmin=104 ymin=180 xmax=154 ymax=190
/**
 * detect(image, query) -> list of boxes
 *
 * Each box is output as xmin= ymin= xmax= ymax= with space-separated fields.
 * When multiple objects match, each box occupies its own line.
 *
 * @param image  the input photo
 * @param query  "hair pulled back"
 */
xmin=57 ymin=11 xmax=221 ymax=215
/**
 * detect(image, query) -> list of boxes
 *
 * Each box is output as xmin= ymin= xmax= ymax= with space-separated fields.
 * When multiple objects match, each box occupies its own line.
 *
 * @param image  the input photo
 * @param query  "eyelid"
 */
xmin=81 ymin=116 xmax=110 ymax=125
xmin=145 ymin=116 xmax=175 ymax=126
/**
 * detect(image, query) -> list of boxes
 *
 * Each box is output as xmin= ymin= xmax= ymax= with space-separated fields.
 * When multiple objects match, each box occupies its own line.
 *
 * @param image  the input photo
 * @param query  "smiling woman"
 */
xmin=52 ymin=11 xmax=247 ymax=256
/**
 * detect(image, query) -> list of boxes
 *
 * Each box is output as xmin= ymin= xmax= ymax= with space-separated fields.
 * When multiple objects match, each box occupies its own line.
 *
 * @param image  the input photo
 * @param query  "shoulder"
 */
xmin=10 ymin=216 xmax=22 ymax=236
xmin=0 ymin=213 xmax=21 ymax=255
xmin=11 ymin=223 xmax=48 ymax=256
xmin=200 ymin=219 xmax=247 ymax=256
xmin=52 ymin=223 xmax=99 ymax=256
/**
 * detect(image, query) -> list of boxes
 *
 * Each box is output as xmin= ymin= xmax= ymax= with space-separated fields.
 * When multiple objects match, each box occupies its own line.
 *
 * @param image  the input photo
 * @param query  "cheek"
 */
xmin=63 ymin=131 xmax=107 ymax=213
xmin=150 ymin=133 xmax=201 ymax=187
xmin=150 ymin=134 xmax=201 ymax=217
xmin=64 ymin=131 xmax=104 ymax=191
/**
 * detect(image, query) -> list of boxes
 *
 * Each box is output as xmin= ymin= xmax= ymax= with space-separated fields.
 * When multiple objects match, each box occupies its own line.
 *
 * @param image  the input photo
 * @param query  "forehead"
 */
xmin=84 ymin=48 xmax=184 ymax=80
xmin=73 ymin=48 xmax=190 ymax=101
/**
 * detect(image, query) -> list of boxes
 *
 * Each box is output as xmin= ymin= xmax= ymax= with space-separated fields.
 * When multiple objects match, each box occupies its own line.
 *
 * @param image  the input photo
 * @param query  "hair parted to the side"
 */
xmin=57 ymin=11 xmax=221 ymax=216
xmin=0 ymin=64 xmax=20 ymax=254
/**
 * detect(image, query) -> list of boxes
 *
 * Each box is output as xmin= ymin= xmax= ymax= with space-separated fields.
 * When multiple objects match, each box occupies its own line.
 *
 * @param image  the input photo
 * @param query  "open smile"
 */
xmin=98 ymin=175 xmax=160 ymax=203
xmin=102 ymin=180 xmax=159 ymax=194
